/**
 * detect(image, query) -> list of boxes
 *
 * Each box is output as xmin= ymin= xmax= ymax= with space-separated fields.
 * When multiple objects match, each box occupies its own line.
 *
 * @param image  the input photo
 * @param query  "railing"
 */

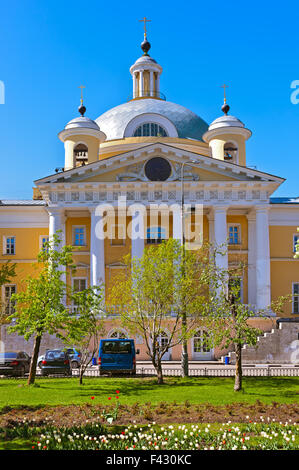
xmin=130 ymin=91 xmax=166 ymax=101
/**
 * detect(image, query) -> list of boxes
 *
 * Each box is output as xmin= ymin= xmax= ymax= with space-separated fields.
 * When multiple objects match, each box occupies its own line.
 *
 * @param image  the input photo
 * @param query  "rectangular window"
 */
xmin=40 ymin=236 xmax=49 ymax=252
xmin=292 ymin=283 xmax=299 ymax=314
xmin=293 ymin=235 xmax=299 ymax=253
xmin=228 ymin=225 xmax=240 ymax=245
xmin=73 ymin=227 xmax=86 ymax=246
xmin=228 ymin=277 xmax=243 ymax=303
xmin=5 ymin=237 xmax=16 ymax=255
xmin=73 ymin=278 xmax=87 ymax=293
xmin=4 ymin=285 xmax=16 ymax=315
xmin=146 ymin=226 xmax=166 ymax=244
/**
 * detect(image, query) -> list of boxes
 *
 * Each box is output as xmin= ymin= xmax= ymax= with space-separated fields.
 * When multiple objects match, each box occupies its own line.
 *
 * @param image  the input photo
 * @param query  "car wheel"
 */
xmin=71 ymin=361 xmax=78 ymax=369
xmin=38 ymin=361 xmax=42 ymax=369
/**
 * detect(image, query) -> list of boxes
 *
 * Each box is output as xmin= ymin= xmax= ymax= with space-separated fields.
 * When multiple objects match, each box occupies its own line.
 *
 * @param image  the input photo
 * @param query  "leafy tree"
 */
xmin=204 ymin=259 xmax=290 ymax=392
xmin=108 ymin=239 xmax=212 ymax=384
xmin=65 ymin=285 xmax=105 ymax=385
xmin=294 ymin=227 xmax=299 ymax=259
xmin=9 ymin=234 xmax=76 ymax=385
xmin=0 ymin=261 xmax=17 ymax=327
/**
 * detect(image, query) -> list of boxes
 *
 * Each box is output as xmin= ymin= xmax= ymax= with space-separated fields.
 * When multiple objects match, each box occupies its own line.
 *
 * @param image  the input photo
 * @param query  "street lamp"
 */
xmin=180 ymin=159 xmax=198 ymax=378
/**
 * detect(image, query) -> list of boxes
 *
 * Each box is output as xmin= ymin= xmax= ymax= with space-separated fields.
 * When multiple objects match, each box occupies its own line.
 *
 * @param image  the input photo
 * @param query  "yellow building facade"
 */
xmin=1 ymin=34 xmax=299 ymax=363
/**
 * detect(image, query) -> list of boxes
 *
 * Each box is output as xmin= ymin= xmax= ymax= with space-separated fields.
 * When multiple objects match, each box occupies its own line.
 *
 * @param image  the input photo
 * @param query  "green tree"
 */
xmin=108 ymin=239 xmax=211 ymax=384
xmin=65 ymin=285 xmax=105 ymax=385
xmin=0 ymin=261 xmax=17 ymax=326
xmin=9 ymin=233 xmax=76 ymax=385
xmin=294 ymin=227 xmax=299 ymax=259
xmin=205 ymin=259 xmax=290 ymax=392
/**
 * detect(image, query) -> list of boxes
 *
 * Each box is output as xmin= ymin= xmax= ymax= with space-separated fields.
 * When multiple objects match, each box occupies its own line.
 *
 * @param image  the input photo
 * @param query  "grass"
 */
xmin=0 ymin=376 xmax=298 ymax=409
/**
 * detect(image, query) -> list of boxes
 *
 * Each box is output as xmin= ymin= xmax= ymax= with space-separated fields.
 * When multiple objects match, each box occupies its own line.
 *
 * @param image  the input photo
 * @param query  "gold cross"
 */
xmin=78 ymin=84 xmax=85 ymax=104
xmin=221 ymin=83 xmax=229 ymax=103
xmin=139 ymin=16 xmax=151 ymax=38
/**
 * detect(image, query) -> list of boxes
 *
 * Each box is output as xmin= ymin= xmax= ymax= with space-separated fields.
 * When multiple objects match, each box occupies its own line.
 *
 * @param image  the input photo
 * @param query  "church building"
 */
xmin=1 ymin=27 xmax=299 ymax=363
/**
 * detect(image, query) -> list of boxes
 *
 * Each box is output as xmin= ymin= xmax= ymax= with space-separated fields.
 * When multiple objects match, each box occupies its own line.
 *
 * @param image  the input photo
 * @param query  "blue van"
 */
xmin=98 ymin=339 xmax=139 ymax=376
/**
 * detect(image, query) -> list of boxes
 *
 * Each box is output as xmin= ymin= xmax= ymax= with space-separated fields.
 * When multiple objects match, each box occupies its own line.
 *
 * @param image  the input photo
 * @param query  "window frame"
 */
xmin=293 ymin=234 xmax=299 ymax=253
xmin=133 ymin=122 xmax=168 ymax=138
xmin=39 ymin=235 xmax=49 ymax=252
xmin=146 ymin=226 xmax=167 ymax=245
xmin=2 ymin=284 xmax=17 ymax=315
xmin=3 ymin=236 xmax=16 ymax=255
xmin=72 ymin=226 xmax=86 ymax=247
xmin=228 ymin=224 xmax=241 ymax=245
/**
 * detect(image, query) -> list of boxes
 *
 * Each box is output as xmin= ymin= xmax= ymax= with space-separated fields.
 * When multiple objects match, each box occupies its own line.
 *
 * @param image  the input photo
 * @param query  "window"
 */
xmin=73 ymin=227 xmax=86 ymax=246
xmin=74 ymin=143 xmax=88 ymax=166
xmin=293 ymin=234 xmax=299 ymax=253
xmin=224 ymin=142 xmax=238 ymax=163
xmin=73 ymin=278 xmax=87 ymax=293
xmin=108 ymin=329 xmax=128 ymax=339
xmin=40 ymin=236 xmax=49 ymax=252
xmin=4 ymin=237 xmax=15 ymax=255
xmin=133 ymin=123 xmax=168 ymax=137
xmin=193 ymin=330 xmax=210 ymax=354
xmin=146 ymin=226 xmax=166 ymax=244
xmin=292 ymin=283 xmax=299 ymax=314
xmin=228 ymin=225 xmax=241 ymax=245
xmin=4 ymin=285 xmax=16 ymax=315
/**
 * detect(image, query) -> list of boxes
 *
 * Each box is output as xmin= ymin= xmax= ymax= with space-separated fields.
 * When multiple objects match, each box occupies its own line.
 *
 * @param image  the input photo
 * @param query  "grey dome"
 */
xmin=96 ymin=99 xmax=209 ymax=141
xmin=208 ymin=114 xmax=245 ymax=131
xmin=65 ymin=116 xmax=101 ymax=131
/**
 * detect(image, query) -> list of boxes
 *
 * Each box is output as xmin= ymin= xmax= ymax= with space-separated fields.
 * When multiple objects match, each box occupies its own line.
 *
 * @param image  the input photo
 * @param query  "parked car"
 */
xmin=0 ymin=351 xmax=31 ymax=377
xmin=38 ymin=348 xmax=81 ymax=369
xmin=98 ymin=339 xmax=139 ymax=376
xmin=40 ymin=349 xmax=72 ymax=377
xmin=62 ymin=348 xmax=81 ymax=369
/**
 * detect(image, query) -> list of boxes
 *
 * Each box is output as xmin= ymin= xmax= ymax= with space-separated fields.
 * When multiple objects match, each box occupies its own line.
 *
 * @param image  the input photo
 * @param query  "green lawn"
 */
xmin=0 ymin=376 xmax=298 ymax=409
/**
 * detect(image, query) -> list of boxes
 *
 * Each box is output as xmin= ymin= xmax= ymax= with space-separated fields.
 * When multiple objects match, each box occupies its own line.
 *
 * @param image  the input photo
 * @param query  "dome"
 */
xmin=96 ymin=99 xmax=209 ymax=141
xmin=208 ymin=114 xmax=245 ymax=131
xmin=64 ymin=116 xmax=101 ymax=131
xmin=134 ymin=55 xmax=158 ymax=65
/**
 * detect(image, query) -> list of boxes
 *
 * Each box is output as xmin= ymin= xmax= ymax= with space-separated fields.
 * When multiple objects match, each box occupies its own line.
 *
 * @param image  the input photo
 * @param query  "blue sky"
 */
xmin=0 ymin=0 xmax=298 ymax=199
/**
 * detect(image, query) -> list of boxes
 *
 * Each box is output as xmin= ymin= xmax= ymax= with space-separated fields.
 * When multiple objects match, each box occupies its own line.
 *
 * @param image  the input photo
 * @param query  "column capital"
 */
xmin=255 ymin=204 xmax=270 ymax=213
xmin=211 ymin=204 xmax=229 ymax=214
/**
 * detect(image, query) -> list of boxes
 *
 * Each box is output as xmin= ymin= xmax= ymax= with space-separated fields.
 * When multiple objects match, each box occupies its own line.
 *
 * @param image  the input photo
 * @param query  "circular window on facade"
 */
xmin=144 ymin=157 xmax=172 ymax=181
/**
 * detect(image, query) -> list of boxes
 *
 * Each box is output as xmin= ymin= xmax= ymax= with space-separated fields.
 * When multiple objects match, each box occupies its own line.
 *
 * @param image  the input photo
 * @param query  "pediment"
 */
xmin=35 ymin=142 xmax=284 ymax=187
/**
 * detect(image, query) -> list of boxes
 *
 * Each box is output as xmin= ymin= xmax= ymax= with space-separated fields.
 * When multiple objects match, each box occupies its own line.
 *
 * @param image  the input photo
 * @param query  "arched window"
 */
xmin=133 ymin=123 xmax=168 ymax=137
xmin=224 ymin=142 xmax=238 ymax=163
xmin=74 ymin=143 xmax=88 ymax=166
xmin=108 ymin=329 xmax=128 ymax=339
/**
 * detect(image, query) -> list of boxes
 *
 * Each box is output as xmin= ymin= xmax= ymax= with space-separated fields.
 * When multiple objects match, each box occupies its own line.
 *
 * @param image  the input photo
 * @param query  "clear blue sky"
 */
xmin=0 ymin=0 xmax=298 ymax=199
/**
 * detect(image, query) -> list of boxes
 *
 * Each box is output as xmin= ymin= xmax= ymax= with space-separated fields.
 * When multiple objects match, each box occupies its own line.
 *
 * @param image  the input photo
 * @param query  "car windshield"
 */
xmin=45 ymin=350 xmax=66 ymax=360
xmin=0 ymin=352 xmax=17 ymax=359
xmin=102 ymin=341 xmax=132 ymax=354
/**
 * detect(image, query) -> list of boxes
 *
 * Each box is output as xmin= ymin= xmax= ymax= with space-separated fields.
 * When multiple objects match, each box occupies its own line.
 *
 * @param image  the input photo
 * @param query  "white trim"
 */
xmin=191 ymin=329 xmax=214 ymax=360
xmin=107 ymin=327 xmax=129 ymax=339
xmin=1 ymin=283 xmax=17 ymax=315
xmin=2 ymin=235 xmax=16 ymax=255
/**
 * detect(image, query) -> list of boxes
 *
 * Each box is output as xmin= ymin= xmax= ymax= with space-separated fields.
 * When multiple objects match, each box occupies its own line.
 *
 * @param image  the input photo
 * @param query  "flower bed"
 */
xmin=33 ymin=420 xmax=298 ymax=451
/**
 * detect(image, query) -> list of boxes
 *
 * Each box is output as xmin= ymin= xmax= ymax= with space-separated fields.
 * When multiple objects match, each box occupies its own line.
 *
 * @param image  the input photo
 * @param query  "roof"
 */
xmin=0 ymin=200 xmax=46 ymax=206
xmin=270 ymin=197 xmax=299 ymax=204
xmin=96 ymin=99 xmax=209 ymax=141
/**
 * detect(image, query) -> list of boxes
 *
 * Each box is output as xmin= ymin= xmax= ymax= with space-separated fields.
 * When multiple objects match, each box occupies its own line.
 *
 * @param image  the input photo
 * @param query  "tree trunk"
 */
xmin=234 ymin=343 xmax=242 ymax=392
xmin=27 ymin=334 xmax=42 ymax=385
xmin=156 ymin=361 xmax=164 ymax=385
xmin=79 ymin=367 xmax=84 ymax=385
xmin=181 ymin=338 xmax=189 ymax=378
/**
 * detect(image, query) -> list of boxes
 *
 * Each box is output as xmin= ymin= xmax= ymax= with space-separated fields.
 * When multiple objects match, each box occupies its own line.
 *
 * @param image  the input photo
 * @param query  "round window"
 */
xmin=144 ymin=157 xmax=171 ymax=181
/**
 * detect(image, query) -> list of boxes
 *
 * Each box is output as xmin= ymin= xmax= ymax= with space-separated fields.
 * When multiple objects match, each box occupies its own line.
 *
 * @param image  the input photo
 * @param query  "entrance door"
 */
xmin=192 ymin=330 xmax=213 ymax=361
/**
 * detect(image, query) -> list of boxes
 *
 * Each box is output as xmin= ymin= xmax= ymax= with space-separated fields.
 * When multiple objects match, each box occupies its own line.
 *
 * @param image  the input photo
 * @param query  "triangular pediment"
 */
xmin=35 ymin=142 xmax=284 ymax=187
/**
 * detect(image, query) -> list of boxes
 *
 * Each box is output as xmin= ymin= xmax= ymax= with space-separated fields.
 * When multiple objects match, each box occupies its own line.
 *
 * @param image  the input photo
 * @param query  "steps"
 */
xmin=222 ymin=321 xmax=299 ymax=364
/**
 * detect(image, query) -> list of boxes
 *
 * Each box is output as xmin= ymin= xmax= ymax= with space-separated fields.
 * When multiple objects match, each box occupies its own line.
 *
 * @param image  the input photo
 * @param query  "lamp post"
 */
xmin=180 ymin=160 xmax=197 ymax=378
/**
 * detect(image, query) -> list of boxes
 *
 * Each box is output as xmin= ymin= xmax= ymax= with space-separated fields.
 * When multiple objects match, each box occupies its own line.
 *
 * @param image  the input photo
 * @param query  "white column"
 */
xmin=133 ymin=73 xmax=137 ymax=98
xmin=156 ymin=73 xmax=160 ymax=94
xmin=150 ymin=71 xmax=154 ymax=97
xmin=139 ymin=70 xmax=144 ymax=97
xmin=255 ymin=205 xmax=271 ymax=311
xmin=247 ymin=211 xmax=256 ymax=306
xmin=130 ymin=205 xmax=145 ymax=260
xmin=213 ymin=205 xmax=228 ymax=272
xmin=89 ymin=208 xmax=105 ymax=290
xmin=48 ymin=208 xmax=65 ymax=248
